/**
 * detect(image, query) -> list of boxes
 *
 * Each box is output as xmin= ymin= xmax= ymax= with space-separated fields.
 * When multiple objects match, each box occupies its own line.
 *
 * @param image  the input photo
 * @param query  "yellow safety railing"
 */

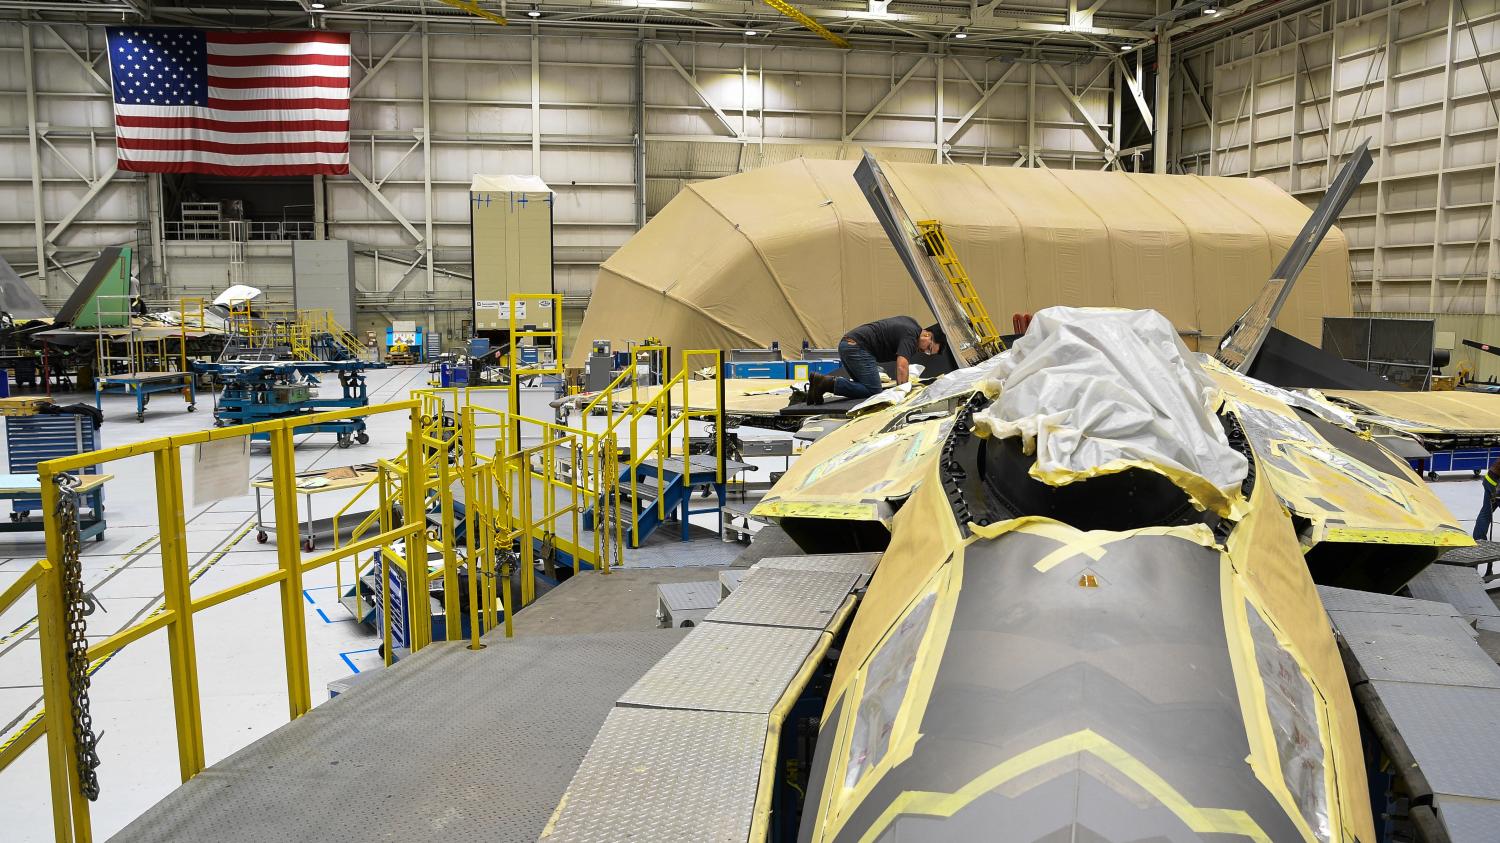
xmin=410 ymin=383 xmax=623 ymax=607
xmin=295 ymin=309 xmax=366 ymax=361
xmin=0 ymin=400 xmax=437 ymax=843
xmin=624 ymin=349 xmax=723 ymax=547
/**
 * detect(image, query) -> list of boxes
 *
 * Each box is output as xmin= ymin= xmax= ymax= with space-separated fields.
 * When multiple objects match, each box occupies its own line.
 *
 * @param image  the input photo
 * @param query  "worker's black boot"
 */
xmin=806 ymin=373 xmax=833 ymax=405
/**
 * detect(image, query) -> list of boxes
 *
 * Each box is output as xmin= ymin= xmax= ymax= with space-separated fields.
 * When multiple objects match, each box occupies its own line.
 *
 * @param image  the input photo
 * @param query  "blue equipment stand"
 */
xmin=1408 ymin=446 xmax=1500 ymax=480
xmin=193 ymin=360 xmax=385 ymax=448
xmin=95 ymin=371 xmax=197 ymax=422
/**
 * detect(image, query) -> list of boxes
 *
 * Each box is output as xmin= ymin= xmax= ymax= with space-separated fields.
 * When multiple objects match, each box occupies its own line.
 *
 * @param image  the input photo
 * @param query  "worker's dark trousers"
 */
xmin=1476 ymin=487 xmax=1497 ymax=540
xmin=833 ymin=340 xmax=883 ymax=400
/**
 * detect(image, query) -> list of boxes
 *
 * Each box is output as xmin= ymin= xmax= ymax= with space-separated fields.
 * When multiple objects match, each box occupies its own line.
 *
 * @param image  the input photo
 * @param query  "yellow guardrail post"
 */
xmin=38 ymin=474 xmax=88 ymax=843
xmin=268 ymin=423 xmax=313 ymax=718
xmin=435 ymin=424 xmax=460 ymax=641
xmin=378 ymin=465 xmax=396 ymax=666
xmin=462 ymin=408 xmax=484 ymax=649
xmin=154 ymin=446 xmax=207 ymax=781
xmin=404 ymin=405 xmax=431 ymax=651
xmin=518 ymin=454 xmax=535 ymax=606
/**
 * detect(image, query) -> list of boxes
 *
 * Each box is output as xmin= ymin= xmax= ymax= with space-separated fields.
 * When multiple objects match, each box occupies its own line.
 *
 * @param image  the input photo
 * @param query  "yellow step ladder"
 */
xmin=915 ymin=220 xmax=1005 ymax=357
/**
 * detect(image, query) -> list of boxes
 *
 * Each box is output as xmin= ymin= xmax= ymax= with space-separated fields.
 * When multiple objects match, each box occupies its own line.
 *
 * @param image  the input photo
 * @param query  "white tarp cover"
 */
xmin=213 ymin=284 xmax=262 ymax=307
xmin=973 ymin=306 xmax=1249 ymax=512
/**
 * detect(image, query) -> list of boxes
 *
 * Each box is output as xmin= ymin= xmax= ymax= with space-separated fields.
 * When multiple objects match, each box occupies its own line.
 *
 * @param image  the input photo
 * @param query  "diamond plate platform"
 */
xmin=656 ymin=580 xmax=720 ymax=628
xmin=1331 ymin=611 xmax=1500 ymax=688
xmin=1368 ymin=680 xmax=1500 ymax=802
xmin=1438 ymin=540 xmax=1500 ymax=568
xmin=1318 ymin=585 xmax=1464 ymax=617
xmin=720 ymin=568 xmax=747 ymax=598
xmin=542 ymin=708 xmax=765 ymax=843
xmin=618 ymin=622 xmax=821 ymax=714
xmin=112 ymin=630 xmax=687 ymax=843
xmin=754 ymin=551 xmax=882 ymax=586
xmin=707 ymin=568 xmax=858 ymax=630
xmin=1326 ymin=586 xmax=1500 ymax=837
xmin=1406 ymin=563 xmax=1500 ymax=622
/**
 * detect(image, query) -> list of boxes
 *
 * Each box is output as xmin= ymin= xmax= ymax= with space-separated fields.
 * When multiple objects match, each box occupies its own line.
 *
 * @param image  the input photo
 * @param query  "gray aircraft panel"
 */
xmin=0 ymin=254 xmax=50 ymax=319
xmin=819 ymin=531 xmax=1305 ymax=843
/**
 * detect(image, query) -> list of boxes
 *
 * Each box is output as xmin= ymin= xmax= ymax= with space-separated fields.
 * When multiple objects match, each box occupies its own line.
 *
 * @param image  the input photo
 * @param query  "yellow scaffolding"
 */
xmin=2 ymin=316 xmax=719 ymax=842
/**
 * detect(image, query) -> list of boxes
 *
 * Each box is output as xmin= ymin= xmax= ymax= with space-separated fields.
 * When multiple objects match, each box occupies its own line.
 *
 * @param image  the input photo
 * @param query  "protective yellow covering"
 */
xmin=574 ymin=159 xmax=1350 ymax=364
xmin=1323 ymin=389 xmax=1500 ymax=435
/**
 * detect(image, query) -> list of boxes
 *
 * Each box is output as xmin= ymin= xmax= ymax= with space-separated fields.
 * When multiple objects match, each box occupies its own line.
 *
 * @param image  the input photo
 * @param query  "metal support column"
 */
xmin=421 ymin=25 xmax=436 ymax=338
xmin=23 ymin=25 xmax=47 ymax=295
xmin=531 ymin=30 xmax=543 ymax=175
xmin=634 ymin=37 xmax=646 ymax=228
xmin=312 ymin=174 xmax=327 ymax=241
xmin=146 ymin=173 xmax=167 ymax=293
xmin=1153 ymin=28 xmax=1172 ymax=174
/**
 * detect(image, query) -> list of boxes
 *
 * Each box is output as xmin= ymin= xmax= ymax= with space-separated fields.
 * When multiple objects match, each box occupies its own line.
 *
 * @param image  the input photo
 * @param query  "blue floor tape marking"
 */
xmin=301 ymin=589 xmax=315 ymax=605
xmin=338 ymin=647 xmax=380 ymax=674
xmin=315 ymin=607 xmax=333 ymax=624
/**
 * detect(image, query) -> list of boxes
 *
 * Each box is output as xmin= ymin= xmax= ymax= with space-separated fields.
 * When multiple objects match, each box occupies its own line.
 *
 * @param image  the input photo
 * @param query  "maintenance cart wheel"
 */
xmin=256 ymin=530 xmax=269 ymax=544
xmin=95 ymin=532 xmax=104 ymax=543
xmin=136 ymin=412 xmax=145 ymax=423
xmin=355 ymin=431 xmax=370 ymax=445
xmin=303 ymin=537 xmax=316 ymax=553
xmin=1428 ymin=471 xmax=1440 ymax=480
xmin=187 ymin=403 xmax=196 ymax=413
xmin=337 ymin=433 xmax=353 ymax=449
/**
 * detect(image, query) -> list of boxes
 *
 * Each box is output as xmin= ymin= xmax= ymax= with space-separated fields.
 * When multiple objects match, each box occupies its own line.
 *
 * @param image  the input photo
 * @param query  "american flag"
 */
xmin=105 ymin=27 xmax=350 ymax=176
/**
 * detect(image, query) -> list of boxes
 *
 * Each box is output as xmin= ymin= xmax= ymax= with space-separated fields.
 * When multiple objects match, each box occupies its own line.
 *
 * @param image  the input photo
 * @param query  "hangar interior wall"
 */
xmin=1172 ymin=0 xmax=1500 ymax=316
xmin=4 ymin=5 xmax=1497 ymax=355
xmin=0 ymin=23 xmax=1119 ymax=352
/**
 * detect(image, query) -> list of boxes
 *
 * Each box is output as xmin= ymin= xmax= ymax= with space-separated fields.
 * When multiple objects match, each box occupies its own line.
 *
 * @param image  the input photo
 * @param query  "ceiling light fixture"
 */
xmin=953 ymin=26 xmax=968 ymax=39
xmin=311 ymin=1 xmax=325 ymax=7
xmin=1202 ymin=4 xmax=1219 ymax=14
xmin=1120 ymin=43 xmax=1132 ymax=50
xmin=528 ymin=6 xmax=541 ymax=16
xmin=746 ymin=28 xmax=759 ymax=35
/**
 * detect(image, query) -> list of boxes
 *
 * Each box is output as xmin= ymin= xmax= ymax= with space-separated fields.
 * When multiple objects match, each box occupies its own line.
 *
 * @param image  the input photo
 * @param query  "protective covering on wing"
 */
xmin=972 ymin=307 xmax=1248 ymax=514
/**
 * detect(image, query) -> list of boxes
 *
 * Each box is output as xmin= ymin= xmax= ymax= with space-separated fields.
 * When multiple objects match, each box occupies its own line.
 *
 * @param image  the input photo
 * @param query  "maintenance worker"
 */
xmin=807 ymin=316 xmax=943 ymax=404
xmin=1476 ymin=460 xmax=1500 ymax=540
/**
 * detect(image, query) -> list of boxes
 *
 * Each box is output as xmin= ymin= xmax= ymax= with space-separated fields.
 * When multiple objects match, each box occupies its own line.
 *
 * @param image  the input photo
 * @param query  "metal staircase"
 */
xmin=586 ymin=455 xmax=727 ymax=547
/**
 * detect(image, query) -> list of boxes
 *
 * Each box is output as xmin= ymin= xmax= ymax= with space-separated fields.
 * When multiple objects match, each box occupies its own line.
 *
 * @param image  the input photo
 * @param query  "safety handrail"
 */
xmin=6 ymin=399 xmax=433 ymax=843
xmin=622 ymin=349 xmax=723 ymax=546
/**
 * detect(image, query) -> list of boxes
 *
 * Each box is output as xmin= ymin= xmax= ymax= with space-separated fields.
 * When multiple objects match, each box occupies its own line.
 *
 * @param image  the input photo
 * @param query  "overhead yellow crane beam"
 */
xmin=438 ymin=0 xmax=509 ymax=25
xmin=762 ymin=0 xmax=851 ymax=48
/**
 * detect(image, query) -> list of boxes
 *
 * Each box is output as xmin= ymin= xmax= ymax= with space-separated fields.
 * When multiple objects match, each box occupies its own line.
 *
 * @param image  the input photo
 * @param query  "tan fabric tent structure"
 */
xmin=573 ymin=159 xmax=1351 ymax=365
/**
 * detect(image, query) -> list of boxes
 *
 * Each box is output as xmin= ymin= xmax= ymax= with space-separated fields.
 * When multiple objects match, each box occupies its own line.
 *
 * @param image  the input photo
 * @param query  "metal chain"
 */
xmin=54 ymin=473 xmax=101 ymax=801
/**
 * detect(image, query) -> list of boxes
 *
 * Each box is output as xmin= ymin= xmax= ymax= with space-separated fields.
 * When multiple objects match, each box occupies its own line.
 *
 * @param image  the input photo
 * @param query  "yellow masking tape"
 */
xmin=853 ymin=728 xmax=1272 ymax=843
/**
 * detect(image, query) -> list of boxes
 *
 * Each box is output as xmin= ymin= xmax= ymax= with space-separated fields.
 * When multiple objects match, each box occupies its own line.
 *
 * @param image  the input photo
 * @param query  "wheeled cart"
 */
xmin=95 ymin=371 xmax=196 ymax=422
xmin=251 ymin=468 xmax=381 ymax=552
xmin=194 ymin=360 xmax=383 ymax=447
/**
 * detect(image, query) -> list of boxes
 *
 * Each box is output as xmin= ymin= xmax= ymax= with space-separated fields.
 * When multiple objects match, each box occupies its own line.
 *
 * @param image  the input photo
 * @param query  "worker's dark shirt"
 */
xmin=845 ymin=316 xmax=921 ymax=363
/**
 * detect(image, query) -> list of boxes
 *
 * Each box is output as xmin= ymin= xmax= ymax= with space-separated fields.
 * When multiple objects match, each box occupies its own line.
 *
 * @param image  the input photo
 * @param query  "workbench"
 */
xmin=95 ymin=370 xmax=197 ymax=422
xmin=252 ymin=467 xmax=381 ymax=552
xmin=0 ymin=473 xmax=111 ymax=540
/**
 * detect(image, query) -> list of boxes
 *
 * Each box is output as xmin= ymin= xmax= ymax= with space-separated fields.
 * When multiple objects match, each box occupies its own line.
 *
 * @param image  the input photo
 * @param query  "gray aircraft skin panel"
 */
xmin=806 ymin=532 xmax=1307 ymax=843
xmin=0 ymin=254 xmax=51 ymax=319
